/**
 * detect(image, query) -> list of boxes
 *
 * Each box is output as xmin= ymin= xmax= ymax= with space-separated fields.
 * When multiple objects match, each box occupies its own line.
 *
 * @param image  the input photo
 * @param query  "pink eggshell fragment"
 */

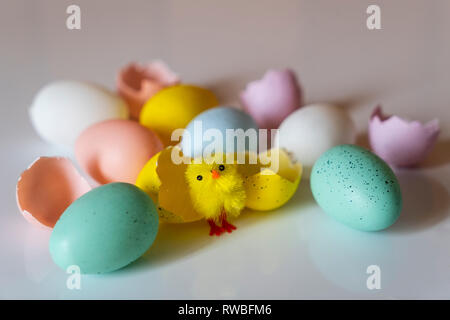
xmin=16 ymin=157 xmax=91 ymax=228
xmin=75 ymin=119 xmax=164 ymax=184
xmin=117 ymin=61 xmax=180 ymax=119
xmin=240 ymin=69 xmax=302 ymax=129
xmin=368 ymin=106 xmax=440 ymax=167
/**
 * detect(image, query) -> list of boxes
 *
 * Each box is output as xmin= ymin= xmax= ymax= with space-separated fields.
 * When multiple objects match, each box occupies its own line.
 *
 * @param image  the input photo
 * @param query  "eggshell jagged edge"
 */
xmin=135 ymin=146 xmax=302 ymax=223
xmin=117 ymin=61 xmax=180 ymax=119
xmin=244 ymin=148 xmax=302 ymax=211
xmin=135 ymin=150 xmax=184 ymax=223
xmin=368 ymin=106 xmax=440 ymax=167
xmin=16 ymin=157 xmax=91 ymax=228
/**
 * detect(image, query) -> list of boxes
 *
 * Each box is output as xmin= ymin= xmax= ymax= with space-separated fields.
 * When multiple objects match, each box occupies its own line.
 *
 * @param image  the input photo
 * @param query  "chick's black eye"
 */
xmin=219 ymin=165 xmax=225 ymax=171
xmin=197 ymin=175 xmax=203 ymax=181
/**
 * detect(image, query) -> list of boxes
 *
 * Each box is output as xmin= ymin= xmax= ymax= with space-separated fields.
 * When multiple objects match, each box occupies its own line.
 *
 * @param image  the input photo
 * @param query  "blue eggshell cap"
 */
xmin=181 ymin=106 xmax=259 ymax=158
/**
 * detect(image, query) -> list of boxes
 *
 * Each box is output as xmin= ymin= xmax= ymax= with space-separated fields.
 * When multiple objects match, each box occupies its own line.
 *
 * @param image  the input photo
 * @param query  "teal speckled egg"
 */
xmin=310 ymin=144 xmax=402 ymax=231
xmin=49 ymin=183 xmax=159 ymax=274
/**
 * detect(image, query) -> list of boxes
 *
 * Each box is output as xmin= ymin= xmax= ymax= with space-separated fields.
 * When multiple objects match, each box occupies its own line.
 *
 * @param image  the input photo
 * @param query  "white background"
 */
xmin=0 ymin=0 xmax=449 ymax=299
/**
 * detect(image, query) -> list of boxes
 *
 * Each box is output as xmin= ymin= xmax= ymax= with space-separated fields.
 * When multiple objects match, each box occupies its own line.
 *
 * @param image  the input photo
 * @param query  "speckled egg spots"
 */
xmin=49 ymin=183 xmax=159 ymax=274
xmin=243 ymin=149 xmax=302 ymax=211
xmin=244 ymin=173 xmax=294 ymax=210
xmin=310 ymin=144 xmax=402 ymax=231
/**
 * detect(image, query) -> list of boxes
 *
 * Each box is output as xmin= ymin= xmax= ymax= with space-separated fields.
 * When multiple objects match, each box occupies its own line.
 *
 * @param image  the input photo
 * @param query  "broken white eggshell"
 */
xmin=16 ymin=157 xmax=91 ymax=228
xmin=368 ymin=106 xmax=440 ymax=167
xmin=30 ymin=81 xmax=129 ymax=147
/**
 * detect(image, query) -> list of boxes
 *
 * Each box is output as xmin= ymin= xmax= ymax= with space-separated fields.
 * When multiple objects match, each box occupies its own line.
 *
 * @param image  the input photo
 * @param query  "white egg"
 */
xmin=276 ymin=103 xmax=356 ymax=178
xmin=29 ymin=81 xmax=129 ymax=147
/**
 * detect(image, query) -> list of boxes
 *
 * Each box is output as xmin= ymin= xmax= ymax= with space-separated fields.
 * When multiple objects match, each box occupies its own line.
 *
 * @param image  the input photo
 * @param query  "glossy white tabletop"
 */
xmin=1 ymin=0 xmax=449 ymax=299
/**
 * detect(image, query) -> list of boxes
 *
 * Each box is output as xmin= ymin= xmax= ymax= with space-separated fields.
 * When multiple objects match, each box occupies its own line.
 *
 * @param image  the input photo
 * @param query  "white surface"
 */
xmin=1 ymin=0 xmax=449 ymax=299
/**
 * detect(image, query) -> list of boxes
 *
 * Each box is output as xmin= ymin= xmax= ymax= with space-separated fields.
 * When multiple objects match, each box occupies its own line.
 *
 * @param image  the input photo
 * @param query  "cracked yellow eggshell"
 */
xmin=135 ymin=150 xmax=184 ymax=223
xmin=156 ymin=146 xmax=203 ymax=223
xmin=135 ymin=151 xmax=161 ymax=196
xmin=154 ymin=150 xmax=263 ymax=223
xmin=137 ymin=147 xmax=301 ymax=222
xmin=244 ymin=148 xmax=302 ymax=211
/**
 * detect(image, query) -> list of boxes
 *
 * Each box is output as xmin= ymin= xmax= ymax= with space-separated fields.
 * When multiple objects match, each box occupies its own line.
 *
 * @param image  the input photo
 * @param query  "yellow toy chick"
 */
xmin=185 ymin=158 xmax=246 ymax=236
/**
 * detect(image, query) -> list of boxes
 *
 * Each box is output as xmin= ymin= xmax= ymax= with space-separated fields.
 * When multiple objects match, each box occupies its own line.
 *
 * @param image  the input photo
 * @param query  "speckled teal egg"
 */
xmin=310 ymin=144 xmax=402 ymax=231
xmin=49 ymin=183 xmax=159 ymax=274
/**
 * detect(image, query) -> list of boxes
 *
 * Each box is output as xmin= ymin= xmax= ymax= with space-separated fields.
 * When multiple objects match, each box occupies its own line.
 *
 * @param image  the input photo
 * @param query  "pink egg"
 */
xmin=368 ymin=106 xmax=440 ymax=167
xmin=16 ymin=157 xmax=91 ymax=228
xmin=240 ymin=69 xmax=303 ymax=129
xmin=75 ymin=119 xmax=163 ymax=184
xmin=117 ymin=61 xmax=180 ymax=119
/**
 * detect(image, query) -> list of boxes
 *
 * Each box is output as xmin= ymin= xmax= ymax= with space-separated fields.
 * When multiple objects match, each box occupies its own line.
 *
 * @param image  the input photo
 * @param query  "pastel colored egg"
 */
xmin=369 ymin=106 xmax=440 ymax=167
xmin=244 ymin=148 xmax=302 ymax=211
xmin=49 ymin=183 xmax=159 ymax=274
xmin=240 ymin=69 xmax=302 ymax=129
xmin=16 ymin=157 xmax=91 ymax=228
xmin=75 ymin=119 xmax=163 ymax=184
xmin=277 ymin=103 xmax=357 ymax=179
xmin=181 ymin=106 xmax=259 ymax=158
xmin=30 ymin=81 xmax=129 ymax=147
xmin=140 ymin=84 xmax=218 ymax=146
xmin=310 ymin=144 xmax=402 ymax=231
xmin=117 ymin=61 xmax=180 ymax=119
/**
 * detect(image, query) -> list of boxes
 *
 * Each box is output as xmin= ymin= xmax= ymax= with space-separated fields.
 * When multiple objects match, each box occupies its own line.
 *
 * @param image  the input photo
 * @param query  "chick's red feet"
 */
xmin=221 ymin=219 xmax=237 ymax=233
xmin=207 ymin=214 xmax=237 ymax=236
xmin=208 ymin=220 xmax=224 ymax=236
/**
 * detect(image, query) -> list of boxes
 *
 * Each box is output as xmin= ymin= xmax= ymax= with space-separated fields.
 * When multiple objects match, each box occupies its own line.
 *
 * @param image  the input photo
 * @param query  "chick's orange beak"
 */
xmin=211 ymin=169 xmax=220 ymax=179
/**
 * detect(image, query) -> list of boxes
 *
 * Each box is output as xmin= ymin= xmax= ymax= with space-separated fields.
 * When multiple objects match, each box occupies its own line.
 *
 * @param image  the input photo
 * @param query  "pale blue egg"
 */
xmin=49 ymin=183 xmax=159 ymax=274
xmin=310 ymin=144 xmax=402 ymax=231
xmin=180 ymin=106 xmax=259 ymax=158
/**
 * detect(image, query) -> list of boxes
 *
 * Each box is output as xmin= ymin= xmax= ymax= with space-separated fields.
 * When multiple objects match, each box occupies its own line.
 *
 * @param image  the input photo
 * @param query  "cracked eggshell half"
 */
xmin=181 ymin=106 xmax=259 ymax=158
xmin=16 ymin=157 xmax=91 ymax=228
xmin=244 ymin=148 xmax=302 ymax=211
xmin=368 ymin=106 xmax=440 ymax=167
xmin=155 ymin=146 xmax=202 ymax=223
xmin=135 ymin=151 xmax=182 ymax=223
xmin=240 ymin=69 xmax=303 ymax=129
xmin=117 ymin=61 xmax=180 ymax=119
